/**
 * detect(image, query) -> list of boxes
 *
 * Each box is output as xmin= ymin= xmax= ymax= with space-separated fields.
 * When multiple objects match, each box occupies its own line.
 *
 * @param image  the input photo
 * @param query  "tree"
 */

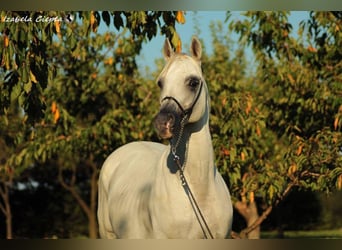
xmin=0 ymin=11 xmax=183 ymax=238
xmin=217 ymin=11 xmax=342 ymax=238
xmin=0 ymin=94 xmax=31 ymax=238
xmin=0 ymin=116 xmax=15 ymax=239
xmin=193 ymin=11 xmax=341 ymax=239
xmin=202 ymin=20 xmax=268 ymax=238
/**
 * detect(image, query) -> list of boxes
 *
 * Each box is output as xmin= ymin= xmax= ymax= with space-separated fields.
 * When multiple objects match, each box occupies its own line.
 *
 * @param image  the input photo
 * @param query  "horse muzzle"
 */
xmin=153 ymin=111 xmax=177 ymax=139
xmin=153 ymin=100 xmax=183 ymax=139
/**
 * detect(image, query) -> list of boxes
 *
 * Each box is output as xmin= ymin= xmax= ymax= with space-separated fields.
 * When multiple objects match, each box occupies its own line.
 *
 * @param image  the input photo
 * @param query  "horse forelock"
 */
xmin=158 ymin=54 xmax=203 ymax=86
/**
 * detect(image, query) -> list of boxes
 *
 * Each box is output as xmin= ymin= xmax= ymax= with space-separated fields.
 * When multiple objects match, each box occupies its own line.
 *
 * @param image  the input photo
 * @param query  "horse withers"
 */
xmin=97 ymin=37 xmax=233 ymax=239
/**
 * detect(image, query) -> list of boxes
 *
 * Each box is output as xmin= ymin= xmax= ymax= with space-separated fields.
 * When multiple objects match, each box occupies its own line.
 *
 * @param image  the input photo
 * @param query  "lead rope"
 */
xmin=171 ymin=149 xmax=214 ymax=239
xmin=166 ymin=79 xmax=213 ymax=238
xmin=171 ymin=113 xmax=214 ymax=239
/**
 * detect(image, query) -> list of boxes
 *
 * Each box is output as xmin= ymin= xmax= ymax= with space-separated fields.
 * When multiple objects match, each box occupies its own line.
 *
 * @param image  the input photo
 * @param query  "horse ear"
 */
xmin=163 ymin=39 xmax=174 ymax=60
xmin=190 ymin=36 xmax=202 ymax=61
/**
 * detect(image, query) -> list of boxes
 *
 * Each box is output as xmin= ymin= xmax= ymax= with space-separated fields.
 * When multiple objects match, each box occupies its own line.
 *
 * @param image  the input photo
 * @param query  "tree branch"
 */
xmin=58 ymin=165 xmax=92 ymax=218
xmin=87 ymin=154 xmax=99 ymax=214
xmin=0 ymin=185 xmax=7 ymax=215
xmin=0 ymin=182 xmax=10 ymax=214
xmin=232 ymin=182 xmax=295 ymax=239
xmin=300 ymin=170 xmax=322 ymax=178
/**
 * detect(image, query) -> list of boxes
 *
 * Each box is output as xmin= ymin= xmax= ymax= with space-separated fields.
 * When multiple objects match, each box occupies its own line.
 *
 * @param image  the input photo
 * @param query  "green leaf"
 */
xmin=114 ymin=12 xmax=123 ymax=30
xmin=230 ymin=146 xmax=236 ymax=164
xmin=101 ymin=11 xmax=111 ymax=27
xmin=10 ymin=83 xmax=22 ymax=102
xmin=23 ymin=81 xmax=32 ymax=93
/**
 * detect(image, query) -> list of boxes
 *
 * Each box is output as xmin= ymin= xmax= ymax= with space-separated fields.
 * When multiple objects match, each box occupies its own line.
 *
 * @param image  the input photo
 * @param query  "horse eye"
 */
xmin=157 ymin=80 xmax=163 ymax=89
xmin=188 ymin=78 xmax=200 ymax=89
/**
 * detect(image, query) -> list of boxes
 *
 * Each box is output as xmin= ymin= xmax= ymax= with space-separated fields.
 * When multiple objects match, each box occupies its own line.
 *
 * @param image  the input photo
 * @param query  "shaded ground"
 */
xmin=261 ymin=229 xmax=342 ymax=239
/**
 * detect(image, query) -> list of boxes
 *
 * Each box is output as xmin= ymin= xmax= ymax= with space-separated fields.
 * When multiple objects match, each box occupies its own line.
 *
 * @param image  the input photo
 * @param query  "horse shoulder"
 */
xmin=100 ymin=141 xmax=165 ymax=185
xmin=98 ymin=141 xmax=169 ymax=238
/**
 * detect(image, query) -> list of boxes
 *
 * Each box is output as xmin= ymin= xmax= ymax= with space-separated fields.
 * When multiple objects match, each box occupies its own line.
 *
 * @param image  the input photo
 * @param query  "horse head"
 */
xmin=153 ymin=37 xmax=208 ymax=139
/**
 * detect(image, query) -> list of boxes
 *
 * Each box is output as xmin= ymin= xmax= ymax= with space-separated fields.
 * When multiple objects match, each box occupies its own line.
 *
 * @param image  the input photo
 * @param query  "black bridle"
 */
xmin=161 ymin=79 xmax=203 ymax=150
xmin=161 ymin=79 xmax=203 ymax=123
xmin=161 ymin=80 xmax=214 ymax=239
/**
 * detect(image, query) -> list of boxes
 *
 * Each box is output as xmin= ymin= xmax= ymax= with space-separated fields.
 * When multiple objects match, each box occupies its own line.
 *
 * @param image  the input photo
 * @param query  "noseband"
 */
xmin=161 ymin=79 xmax=203 ymax=124
xmin=161 ymin=79 xmax=203 ymax=152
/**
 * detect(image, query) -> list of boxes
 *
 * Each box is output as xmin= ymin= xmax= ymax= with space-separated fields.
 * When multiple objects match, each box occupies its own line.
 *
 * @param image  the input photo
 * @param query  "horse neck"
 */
xmin=185 ymin=110 xmax=214 ymax=182
xmin=168 ymin=98 xmax=214 ymax=184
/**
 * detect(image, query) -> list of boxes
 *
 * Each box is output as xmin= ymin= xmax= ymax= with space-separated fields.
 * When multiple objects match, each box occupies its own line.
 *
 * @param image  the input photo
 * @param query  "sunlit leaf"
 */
xmin=176 ymin=11 xmax=185 ymax=24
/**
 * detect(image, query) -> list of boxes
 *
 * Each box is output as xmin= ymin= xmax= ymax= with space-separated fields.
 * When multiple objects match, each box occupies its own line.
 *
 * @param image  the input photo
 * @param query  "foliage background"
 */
xmin=0 ymin=11 xmax=341 ymax=238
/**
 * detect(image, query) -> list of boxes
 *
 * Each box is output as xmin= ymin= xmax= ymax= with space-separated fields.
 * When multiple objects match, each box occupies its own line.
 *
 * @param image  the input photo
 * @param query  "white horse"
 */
xmin=97 ymin=37 xmax=233 ymax=239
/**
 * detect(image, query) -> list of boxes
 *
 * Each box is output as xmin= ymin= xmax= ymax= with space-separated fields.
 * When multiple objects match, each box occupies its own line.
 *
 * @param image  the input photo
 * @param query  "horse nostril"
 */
xmin=166 ymin=114 xmax=175 ymax=127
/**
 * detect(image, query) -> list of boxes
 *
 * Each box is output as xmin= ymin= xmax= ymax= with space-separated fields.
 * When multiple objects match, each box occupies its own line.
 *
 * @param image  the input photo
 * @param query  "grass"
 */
xmin=261 ymin=229 xmax=342 ymax=239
